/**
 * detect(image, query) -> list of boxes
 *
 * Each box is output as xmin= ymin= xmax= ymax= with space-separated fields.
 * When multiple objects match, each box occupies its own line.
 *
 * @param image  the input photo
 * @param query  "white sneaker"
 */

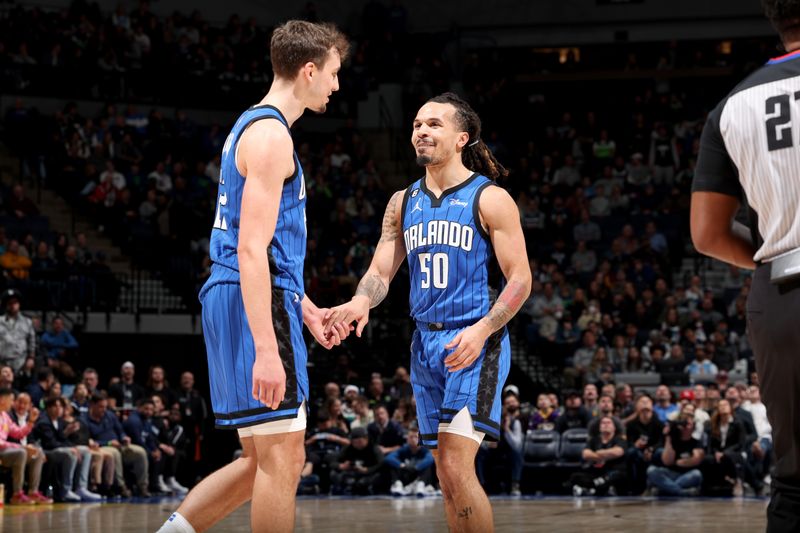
xmin=157 ymin=475 xmax=170 ymax=493
xmin=166 ymin=477 xmax=189 ymax=494
xmin=76 ymin=488 xmax=102 ymax=502
xmin=63 ymin=490 xmax=81 ymax=502
xmin=422 ymin=484 xmax=437 ymax=496
xmin=414 ymin=480 xmax=427 ymax=497
xmin=390 ymin=480 xmax=405 ymax=496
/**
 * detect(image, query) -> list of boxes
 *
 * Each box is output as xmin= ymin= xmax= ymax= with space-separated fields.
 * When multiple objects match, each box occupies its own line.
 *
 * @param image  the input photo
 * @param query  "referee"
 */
xmin=691 ymin=2 xmax=800 ymax=531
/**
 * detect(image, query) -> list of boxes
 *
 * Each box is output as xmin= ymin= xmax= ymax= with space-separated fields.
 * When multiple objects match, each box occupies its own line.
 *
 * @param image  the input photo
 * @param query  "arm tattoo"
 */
xmin=482 ymin=280 xmax=528 ymax=333
xmin=355 ymin=274 xmax=388 ymax=308
xmin=378 ymin=191 xmax=403 ymax=244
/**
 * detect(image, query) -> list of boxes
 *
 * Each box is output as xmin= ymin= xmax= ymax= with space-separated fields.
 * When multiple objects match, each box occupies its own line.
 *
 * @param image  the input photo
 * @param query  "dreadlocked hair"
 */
xmin=426 ymin=92 xmax=509 ymax=180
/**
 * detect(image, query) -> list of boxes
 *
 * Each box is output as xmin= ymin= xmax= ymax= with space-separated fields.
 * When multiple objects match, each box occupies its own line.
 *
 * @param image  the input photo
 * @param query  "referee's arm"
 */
xmin=690 ymin=105 xmax=756 ymax=270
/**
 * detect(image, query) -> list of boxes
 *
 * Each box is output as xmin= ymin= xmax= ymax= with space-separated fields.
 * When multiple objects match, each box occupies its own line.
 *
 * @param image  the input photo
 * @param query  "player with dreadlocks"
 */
xmin=324 ymin=92 xmax=531 ymax=532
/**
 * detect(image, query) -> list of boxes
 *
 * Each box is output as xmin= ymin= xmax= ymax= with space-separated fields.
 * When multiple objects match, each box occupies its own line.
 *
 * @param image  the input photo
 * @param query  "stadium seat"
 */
xmin=614 ymin=372 xmax=660 ymax=386
xmin=522 ymin=430 xmax=560 ymax=467
xmin=558 ymin=428 xmax=588 ymax=467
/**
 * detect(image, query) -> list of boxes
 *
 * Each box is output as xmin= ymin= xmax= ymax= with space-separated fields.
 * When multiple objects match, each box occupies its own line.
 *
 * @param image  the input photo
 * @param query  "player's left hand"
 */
xmin=306 ymin=307 xmax=352 ymax=349
xmin=444 ymin=322 xmax=491 ymax=372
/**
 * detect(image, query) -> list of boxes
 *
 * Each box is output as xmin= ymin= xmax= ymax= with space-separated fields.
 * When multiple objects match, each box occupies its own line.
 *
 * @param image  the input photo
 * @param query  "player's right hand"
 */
xmin=252 ymin=354 xmax=286 ymax=409
xmin=323 ymin=296 xmax=371 ymax=338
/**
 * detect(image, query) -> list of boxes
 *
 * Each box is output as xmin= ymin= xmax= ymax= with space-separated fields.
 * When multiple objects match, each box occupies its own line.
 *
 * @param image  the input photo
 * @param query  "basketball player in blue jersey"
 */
xmin=324 ymin=93 xmax=531 ymax=532
xmin=157 ymin=21 xmax=350 ymax=533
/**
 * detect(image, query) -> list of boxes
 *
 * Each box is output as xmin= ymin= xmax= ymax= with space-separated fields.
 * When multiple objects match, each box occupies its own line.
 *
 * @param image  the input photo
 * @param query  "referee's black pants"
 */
xmin=749 ymin=265 xmax=800 ymax=533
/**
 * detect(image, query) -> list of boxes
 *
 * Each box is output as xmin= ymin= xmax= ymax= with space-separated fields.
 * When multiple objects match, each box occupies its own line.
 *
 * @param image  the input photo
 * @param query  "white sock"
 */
xmin=157 ymin=512 xmax=197 ymax=533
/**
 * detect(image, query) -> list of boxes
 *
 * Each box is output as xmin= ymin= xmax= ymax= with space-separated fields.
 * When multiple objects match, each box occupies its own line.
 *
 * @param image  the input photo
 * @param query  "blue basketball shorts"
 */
xmin=200 ymin=282 xmax=308 ymax=430
xmin=410 ymin=325 xmax=511 ymax=449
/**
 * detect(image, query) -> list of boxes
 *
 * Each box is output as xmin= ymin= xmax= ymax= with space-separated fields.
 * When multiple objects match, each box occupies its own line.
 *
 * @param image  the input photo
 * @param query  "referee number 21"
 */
xmin=765 ymin=92 xmax=800 ymax=151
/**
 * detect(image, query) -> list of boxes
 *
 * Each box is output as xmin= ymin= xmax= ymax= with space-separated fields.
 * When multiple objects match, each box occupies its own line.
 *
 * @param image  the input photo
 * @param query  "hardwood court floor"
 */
xmin=0 ymin=495 xmax=768 ymax=532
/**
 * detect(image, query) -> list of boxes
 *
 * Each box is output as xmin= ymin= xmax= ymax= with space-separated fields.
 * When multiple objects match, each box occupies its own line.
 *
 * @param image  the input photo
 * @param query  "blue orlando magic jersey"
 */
xmin=201 ymin=105 xmax=306 ymax=299
xmin=401 ymin=173 xmax=495 ymax=324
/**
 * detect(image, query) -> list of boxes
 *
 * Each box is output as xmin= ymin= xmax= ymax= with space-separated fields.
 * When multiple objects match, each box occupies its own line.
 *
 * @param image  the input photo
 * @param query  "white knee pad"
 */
xmin=438 ymin=407 xmax=485 ymax=445
xmin=237 ymin=400 xmax=307 ymax=438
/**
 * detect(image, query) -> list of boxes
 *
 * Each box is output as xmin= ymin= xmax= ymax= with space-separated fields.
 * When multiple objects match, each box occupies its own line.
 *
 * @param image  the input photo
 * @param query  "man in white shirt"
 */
xmin=743 ymin=384 xmax=773 ymax=479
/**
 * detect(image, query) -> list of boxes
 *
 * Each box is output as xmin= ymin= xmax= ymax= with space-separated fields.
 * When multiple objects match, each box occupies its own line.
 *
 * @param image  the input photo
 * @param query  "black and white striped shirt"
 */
xmin=694 ymin=49 xmax=800 ymax=263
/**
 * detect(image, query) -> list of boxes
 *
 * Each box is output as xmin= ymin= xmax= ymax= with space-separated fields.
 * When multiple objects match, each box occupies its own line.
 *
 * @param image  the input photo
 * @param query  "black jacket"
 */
xmin=34 ymin=414 xmax=72 ymax=450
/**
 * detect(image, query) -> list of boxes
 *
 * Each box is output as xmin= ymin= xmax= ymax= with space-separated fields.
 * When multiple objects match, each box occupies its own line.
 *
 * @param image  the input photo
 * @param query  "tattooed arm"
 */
xmin=323 ymin=190 xmax=407 ymax=336
xmin=444 ymin=186 xmax=531 ymax=372
xmin=477 ymin=186 xmax=532 ymax=333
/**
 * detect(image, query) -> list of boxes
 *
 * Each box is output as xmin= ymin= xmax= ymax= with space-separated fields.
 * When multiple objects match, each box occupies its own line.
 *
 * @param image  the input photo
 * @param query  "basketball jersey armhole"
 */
xmin=234 ymin=113 xmax=297 ymax=183
xmin=399 ymin=180 xmax=417 ymax=232
xmin=473 ymin=180 xmax=494 ymax=243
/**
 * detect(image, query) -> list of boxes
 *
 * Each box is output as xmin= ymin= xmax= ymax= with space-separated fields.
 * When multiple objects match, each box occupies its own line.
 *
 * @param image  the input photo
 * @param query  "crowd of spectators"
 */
xmin=0 ymin=288 xmax=209 ymax=503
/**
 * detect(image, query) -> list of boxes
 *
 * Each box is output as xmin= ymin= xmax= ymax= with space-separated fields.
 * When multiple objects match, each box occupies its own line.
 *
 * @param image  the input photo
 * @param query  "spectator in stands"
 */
xmin=685 ymin=345 xmax=718 ymax=383
xmin=570 ymin=416 xmax=628 ymax=496
xmin=63 ymin=399 xmax=114 ymax=496
xmin=0 ymin=289 xmax=36 ymax=373
xmin=620 ymin=346 xmax=651 ymax=373
xmin=676 ymin=390 xmax=709 ymax=440
xmin=108 ymin=360 xmax=145 ymax=410
xmin=147 ymin=162 xmax=172 ymax=193
xmin=555 ymin=390 xmax=591 ymax=432
xmin=743 ymin=384 xmax=772 ymax=477
xmin=70 ymin=381 xmax=89 ymax=417
xmin=0 ymin=364 xmax=18 ymax=394
xmin=566 ymin=330 xmax=598 ymax=387
xmin=529 ymin=282 xmax=563 ymax=330
xmin=646 ymin=413 xmax=704 ymax=496
xmin=26 ymin=368 xmax=54 ymax=407
xmin=528 ymin=393 xmax=559 ymax=431
xmin=322 ymin=396 xmax=350 ymax=434
xmin=704 ymin=398 xmax=746 ymax=496
xmin=386 ymin=423 xmax=435 ymax=496
xmin=305 ymin=411 xmax=350 ymax=493
xmin=573 ymin=210 xmax=601 ymax=243
xmin=368 ymin=404 xmax=404 ymax=455
xmin=84 ymin=392 xmax=148 ymax=497
xmin=583 ymin=384 xmax=600 ymax=418
xmin=331 ymin=426 xmax=383 ymax=495
xmin=725 ymin=387 xmax=757 ymax=446
xmin=99 ymin=160 xmax=126 ymax=191
xmin=0 ymin=387 xmax=50 ymax=504
xmin=366 ymin=375 xmax=393 ymax=409
xmin=145 ymin=365 xmax=177 ymax=408
xmin=40 ymin=316 xmax=78 ymax=381
xmin=1 ymin=240 xmax=32 ymax=280
xmin=390 ymin=366 xmax=413 ymax=402
xmin=653 ymin=385 xmax=678 ymax=423
xmin=176 ymin=371 xmax=207 ymax=476
xmin=499 ymin=390 xmax=525 ymax=496
xmin=80 ymin=368 xmax=100 ymax=398
xmin=341 ymin=384 xmax=360 ymax=424
xmin=8 ymin=184 xmax=39 ymax=218
xmin=626 ymin=394 xmax=664 ymax=494
xmin=161 ymin=406 xmax=190 ymax=494
xmin=350 ymin=395 xmax=374 ymax=430
xmin=589 ymin=394 xmax=624 ymax=438
xmin=35 ymin=396 xmax=101 ymax=501
xmin=74 ymin=233 xmax=94 ymax=266
xmin=616 ymin=383 xmax=636 ymax=423
xmin=148 ymin=396 xmax=188 ymax=493
xmin=123 ymin=398 xmax=167 ymax=494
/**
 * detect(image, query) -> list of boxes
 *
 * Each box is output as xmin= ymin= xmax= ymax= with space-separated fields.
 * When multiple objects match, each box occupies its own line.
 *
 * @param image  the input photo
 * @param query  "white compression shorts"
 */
xmin=237 ymin=400 xmax=307 ymax=438
xmin=438 ymin=406 xmax=485 ymax=445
